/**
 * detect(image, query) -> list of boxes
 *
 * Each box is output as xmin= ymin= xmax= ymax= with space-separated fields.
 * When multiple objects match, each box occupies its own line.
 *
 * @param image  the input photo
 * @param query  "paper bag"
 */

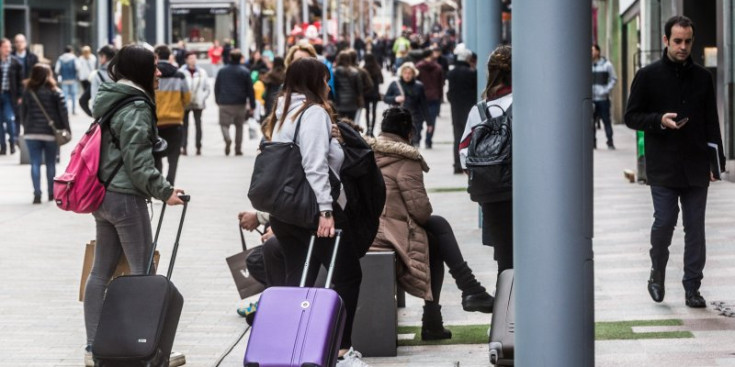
xmin=226 ymin=246 xmax=266 ymax=299
xmin=79 ymin=240 xmax=160 ymax=301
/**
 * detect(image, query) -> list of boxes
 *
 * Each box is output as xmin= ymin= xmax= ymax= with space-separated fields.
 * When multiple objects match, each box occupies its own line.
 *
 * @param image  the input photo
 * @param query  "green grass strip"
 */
xmin=397 ymin=319 xmax=693 ymax=347
xmin=426 ymin=187 xmax=467 ymax=193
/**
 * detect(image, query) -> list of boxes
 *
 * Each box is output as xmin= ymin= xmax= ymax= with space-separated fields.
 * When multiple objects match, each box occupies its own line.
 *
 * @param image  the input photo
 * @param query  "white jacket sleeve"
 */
xmin=297 ymin=107 xmax=334 ymax=212
xmin=459 ymin=105 xmax=481 ymax=169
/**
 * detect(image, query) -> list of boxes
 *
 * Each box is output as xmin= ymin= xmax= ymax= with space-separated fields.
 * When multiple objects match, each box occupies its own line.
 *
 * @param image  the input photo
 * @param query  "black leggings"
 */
xmin=481 ymin=200 xmax=513 ymax=275
xmin=269 ymin=209 xmax=362 ymax=350
xmin=364 ymin=99 xmax=379 ymax=135
xmin=425 ymin=215 xmax=466 ymax=305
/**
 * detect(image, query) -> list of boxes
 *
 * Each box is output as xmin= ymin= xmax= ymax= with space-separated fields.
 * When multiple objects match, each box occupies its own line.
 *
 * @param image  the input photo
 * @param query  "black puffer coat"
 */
xmin=21 ymin=87 xmax=69 ymax=136
xmin=333 ymin=66 xmax=363 ymax=113
xmin=384 ymin=79 xmax=430 ymax=124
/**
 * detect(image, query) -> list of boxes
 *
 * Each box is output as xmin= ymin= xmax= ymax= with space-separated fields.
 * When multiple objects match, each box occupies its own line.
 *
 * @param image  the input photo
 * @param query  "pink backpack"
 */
xmin=54 ymin=96 xmax=149 ymax=213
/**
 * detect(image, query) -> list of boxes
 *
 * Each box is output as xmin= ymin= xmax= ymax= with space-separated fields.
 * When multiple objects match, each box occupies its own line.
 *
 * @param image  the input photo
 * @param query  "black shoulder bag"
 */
xmin=248 ymin=106 xmax=320 ymax=229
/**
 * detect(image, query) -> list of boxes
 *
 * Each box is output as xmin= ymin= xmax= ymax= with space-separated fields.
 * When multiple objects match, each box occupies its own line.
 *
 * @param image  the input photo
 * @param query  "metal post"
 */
xmin=474 ymin=0 xmax=502 ymax=100
xmin=359 ymin=0 xmax=364 ymax=40
xmin=513 ymin=0 xmax=594 ymax=366
xmin=303 ymin=0 xmax=309 ymax=25
xmin=96 ymin=0 xmax=109 ymax=48
xmin=462 ymin=0 xmax=477 ymax=53
xmin=240 ymin=0 xmax=249 ymax=51
xmin=156 ymin=0 xmax=165 ymax=44
xmin=277 ymin=0 xmax=285 ymax=56
xmin=336 ymin=0 xmax=341 ymax=41
xmin=323 ymin=0 xmax=329 ymax=45
xmin=350 ymin=0 xmax=355 ymax=47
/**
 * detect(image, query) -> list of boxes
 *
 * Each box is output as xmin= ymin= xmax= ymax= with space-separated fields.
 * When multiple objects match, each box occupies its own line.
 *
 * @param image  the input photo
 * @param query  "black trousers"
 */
xmin=650 ymin=185 xmax=708 ymax=292
xmin=269 ymin=209 xmax=362 ymax=350
xmin=364 ymin=99 xmax=379 ymax=135
xmin=481 ymin=200 xmax=513 ymax=275
xmin=425 ymin=215 xmax=466 ymax=304
xmin=182 ymin=109 xmax=203 ymax=150
xmin=154 ymin=126 xmax=182 ymax=185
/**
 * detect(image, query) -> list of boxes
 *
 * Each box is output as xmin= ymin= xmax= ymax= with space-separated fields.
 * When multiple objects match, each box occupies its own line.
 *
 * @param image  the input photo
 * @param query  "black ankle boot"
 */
xmin=421 ymin=303 xmax=452 ymax=341
xmin=647 ymin=267 xmax=665 ymax=303
xmin=449 ymin=261 xmax=493 ymax=310
xmin=33 ymin=195 xmax=41 ymax=204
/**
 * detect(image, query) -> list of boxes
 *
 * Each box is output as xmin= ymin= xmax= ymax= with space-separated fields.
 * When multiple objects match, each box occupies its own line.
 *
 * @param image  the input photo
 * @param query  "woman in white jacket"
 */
xmin=261 ymin=57 xmax=369 ymax=367
xmin=180 ymin=52 xmax=210 ymax=155
xmin=458 ymin=45 xmax=514 ymax=276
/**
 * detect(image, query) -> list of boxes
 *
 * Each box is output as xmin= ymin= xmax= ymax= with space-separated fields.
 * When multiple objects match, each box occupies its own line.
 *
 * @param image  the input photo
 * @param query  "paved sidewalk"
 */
xmin=1 ymin=75 xmax=735 ymax=366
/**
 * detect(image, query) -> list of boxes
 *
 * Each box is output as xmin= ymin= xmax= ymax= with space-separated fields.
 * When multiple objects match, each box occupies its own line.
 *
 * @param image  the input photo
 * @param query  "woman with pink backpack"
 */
xmin=79 ymin=44 xmax=185 ymax=365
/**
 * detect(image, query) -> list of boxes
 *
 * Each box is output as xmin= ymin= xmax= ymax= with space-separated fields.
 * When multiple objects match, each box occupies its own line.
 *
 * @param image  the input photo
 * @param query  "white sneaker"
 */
xmin=169 ymin=351 xmax=186 ymax=367
xmin=336 ymin=347 xmax=370 ymax=367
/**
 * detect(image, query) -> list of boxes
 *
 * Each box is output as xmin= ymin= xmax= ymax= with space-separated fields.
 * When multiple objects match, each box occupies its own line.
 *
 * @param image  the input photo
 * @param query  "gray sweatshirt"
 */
xmin=271 ymin=94 xmax=344 ymax=212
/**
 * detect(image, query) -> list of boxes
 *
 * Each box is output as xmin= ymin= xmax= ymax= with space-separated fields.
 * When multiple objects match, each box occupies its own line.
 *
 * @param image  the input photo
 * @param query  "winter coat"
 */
xmin=363 ymin=66 xmax=383 ymax=101
xmin=214 ymin=64 xmax=256 ymax=109
xmin=263 ymin=69 xmax=285 ymax=116
xmin=0 ymin=56 xmax=23 ymax=103
xmin=54 ymin=53 xmax=79 ymax=83
xmin=11 ymin=50 xmax=39 ymax=79
xmin=384 ymin=78 xmax=430 ymax=124
xmin=624 ymin=49 xmax=726 ymax=187
xmin=416 ymin=60 xmax=444 ymax=102
xmin=21 ymin=87 xmax=69 ymax=136
xmin=93 ymin=81 xmax=173 ymax=202
xmin=592 ymin=57 xmax=617 ymax=101
xmin=446 ymin=61 xmax=477 ymax=124
xmin=333 ymin=66 xmax=363 ymax=113
xmin=368 ymin=133 xmax=433 ymax=301
xmin=180 ymin=65 xmax=210 ymax=110
xmin=155 ymin=61 xmax=191 ymax=126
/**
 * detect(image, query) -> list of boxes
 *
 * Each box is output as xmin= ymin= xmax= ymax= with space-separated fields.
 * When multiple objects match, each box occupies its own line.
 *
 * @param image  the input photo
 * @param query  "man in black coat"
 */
xmin=625 ymin=15 xmax=726 ymax=309
xmin=12 ymin=33 xmax=39 ymax=79
xmin=214 ymin=49 xmax=255 ymax=156
xmin=446 ymin=46 xmax=477 ymax=173
xmin=0 ymin=38 xmax=23 ymax=154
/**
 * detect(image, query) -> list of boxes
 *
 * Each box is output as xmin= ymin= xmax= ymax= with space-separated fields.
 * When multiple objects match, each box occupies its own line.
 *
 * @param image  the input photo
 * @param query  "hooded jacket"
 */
xmin=93 ymin=81 xmax=173 ymax=201
xmin=592 ymin=57 xmax=617 ymax=101
xmin=368 ymin=133 xmax=433 ymax=301
xmin=155 ymin=61 xmax=191 ymax=126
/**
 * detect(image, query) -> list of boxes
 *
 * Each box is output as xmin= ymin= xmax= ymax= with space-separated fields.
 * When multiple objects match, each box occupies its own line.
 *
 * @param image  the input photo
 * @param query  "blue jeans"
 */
xmin=0 ymin=92 xmax=16 ymax=148
xmin=650 ymin=185 xmax=708 ymax=292
xmin=61 ymin=83 xmax=77 ymax=114
xmin=25 ymin=139 xmax=58 ymax=197
xmin=592 ymin=100 xmax=613 ymax=147
xmin=425 ymin=100 xmax=441 ymax=146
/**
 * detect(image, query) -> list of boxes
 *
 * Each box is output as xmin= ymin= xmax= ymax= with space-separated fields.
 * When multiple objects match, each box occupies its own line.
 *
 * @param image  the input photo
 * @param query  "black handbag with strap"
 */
xmin=248 ymin=106 xmax=320 ymax=229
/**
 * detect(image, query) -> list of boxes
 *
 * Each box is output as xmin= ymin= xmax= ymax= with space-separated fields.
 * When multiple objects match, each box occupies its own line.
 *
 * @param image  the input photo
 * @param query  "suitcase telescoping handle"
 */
xmin=299 ymin=229 xmax=342 ymax=289
xmin=146 ymin=194 xmax=191 ymax=278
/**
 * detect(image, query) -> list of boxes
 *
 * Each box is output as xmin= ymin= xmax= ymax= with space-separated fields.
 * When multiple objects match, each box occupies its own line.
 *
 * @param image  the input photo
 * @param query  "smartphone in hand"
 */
xmin=675 ymin=117 xmax=689 ymax=127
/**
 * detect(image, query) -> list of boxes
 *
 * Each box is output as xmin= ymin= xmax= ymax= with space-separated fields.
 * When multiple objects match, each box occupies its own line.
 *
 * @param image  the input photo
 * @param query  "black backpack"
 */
xmin=466 ymin=101 xmax=513 ymax=202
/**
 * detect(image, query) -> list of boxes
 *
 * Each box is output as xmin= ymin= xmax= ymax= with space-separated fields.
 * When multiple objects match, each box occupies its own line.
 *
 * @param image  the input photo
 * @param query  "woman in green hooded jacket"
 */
xmin=82 ymin=44 xmax=185 ymax=363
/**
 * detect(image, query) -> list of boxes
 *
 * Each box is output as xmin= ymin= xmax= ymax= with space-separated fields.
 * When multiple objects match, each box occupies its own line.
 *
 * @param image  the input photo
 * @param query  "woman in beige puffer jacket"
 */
xmin=369 ymin=107 xmax=494 ymax=341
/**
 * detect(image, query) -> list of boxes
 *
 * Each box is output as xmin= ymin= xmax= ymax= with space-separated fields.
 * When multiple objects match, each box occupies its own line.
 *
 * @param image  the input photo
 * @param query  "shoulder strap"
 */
xmin=29 ymin=91 xmax=54 ymax=127
xmin=292 ymin=105 xmax=314 ymax=144
xmin=101 ymin=96 xmax=154 ymax=189
xmin=476 ymin=101 xmax=488 ymax=121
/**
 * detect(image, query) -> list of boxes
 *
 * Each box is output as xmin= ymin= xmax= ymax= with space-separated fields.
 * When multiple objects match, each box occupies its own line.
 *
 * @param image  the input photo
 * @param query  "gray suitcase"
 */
xmin=489 ymin=269 xmax=514 ymax=366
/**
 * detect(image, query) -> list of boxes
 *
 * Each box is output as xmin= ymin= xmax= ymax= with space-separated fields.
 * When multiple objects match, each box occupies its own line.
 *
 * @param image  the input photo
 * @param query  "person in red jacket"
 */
xmin=416 ymin=48 xmax=444 ymax=149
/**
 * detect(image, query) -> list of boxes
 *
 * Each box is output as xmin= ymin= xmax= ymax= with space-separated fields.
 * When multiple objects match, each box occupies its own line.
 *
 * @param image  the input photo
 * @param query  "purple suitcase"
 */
xmin=244 ymin=231 xmax=346 ymax=367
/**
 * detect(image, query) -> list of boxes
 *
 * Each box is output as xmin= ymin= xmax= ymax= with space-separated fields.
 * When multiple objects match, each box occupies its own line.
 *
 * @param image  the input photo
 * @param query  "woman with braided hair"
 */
xmin=458 ymin=45 xmax=514 ymax=276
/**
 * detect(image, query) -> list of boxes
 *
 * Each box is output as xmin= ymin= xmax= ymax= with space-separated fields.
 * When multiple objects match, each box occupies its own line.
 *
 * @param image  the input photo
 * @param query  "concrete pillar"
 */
xmin=359 ymin=0 xmax=365 ymax=40
xmin=277 ymin=0 xmax=285 ymax=56
xmin=514 ymin=0 xmax=595 ymax=365
xmin=474 ymin=0 xmax=502 ymax=100
xmin=156 ymin=0 xmax=165 ymax=44
xmin=239 ymin=0 xmax=249 ymax=51
xmin=350 ymin=0 xmax=355 ymax=47
xmin=462 ymin=0 xmax=477 ymax=52
xmin=303 ymin=0 xmax=309 ymax=25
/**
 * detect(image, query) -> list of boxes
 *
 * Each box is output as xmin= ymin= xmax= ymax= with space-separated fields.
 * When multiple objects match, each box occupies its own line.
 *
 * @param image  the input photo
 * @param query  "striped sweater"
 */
xmin=155 ymin=61 xmax=191 ymax=126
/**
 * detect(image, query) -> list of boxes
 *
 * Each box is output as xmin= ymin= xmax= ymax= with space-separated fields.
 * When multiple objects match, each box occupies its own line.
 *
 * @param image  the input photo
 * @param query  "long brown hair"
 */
xmin=24 ymin=64 xmax=57 ymax=91
xmin=482 ymin=45 xmax=512 ymax=99
xmin=262 ymin=58 xmax=335 ymax=139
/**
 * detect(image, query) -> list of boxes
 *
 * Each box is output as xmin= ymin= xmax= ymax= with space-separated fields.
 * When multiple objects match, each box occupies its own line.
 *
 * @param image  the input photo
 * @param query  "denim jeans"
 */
xmin=592 ymin=99 xmax=613 ymax=147
xmin=0 ymin=91 xmax=16 ymax=148
xmin=85 ymin=191 xmax=152 ymax=345
xmin=425 ymin=100 xmax=441 ymax=146
xmin=649 ymin=185 xmax=708 ymax=292
xmin=25 ymin=139 xmax=57 ymax=197
xmin=61 ymin=82 xmax=77 ymax=114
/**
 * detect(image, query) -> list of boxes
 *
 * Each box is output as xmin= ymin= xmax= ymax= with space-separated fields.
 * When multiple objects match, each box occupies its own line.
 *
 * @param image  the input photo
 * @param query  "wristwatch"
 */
xmin=320 ymin=210 xmax=333 ymax=219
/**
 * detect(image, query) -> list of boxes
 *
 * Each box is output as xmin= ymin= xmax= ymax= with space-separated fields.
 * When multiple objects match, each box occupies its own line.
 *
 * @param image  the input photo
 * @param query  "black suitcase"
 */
xmin=489 ymin=269 xmax=515 ymax=366
xmin=92 ymin=195 xmax=190 ymax=367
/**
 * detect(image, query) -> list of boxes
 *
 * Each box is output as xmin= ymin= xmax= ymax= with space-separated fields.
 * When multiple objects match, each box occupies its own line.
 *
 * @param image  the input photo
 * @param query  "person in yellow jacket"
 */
xmin=153 ymin=45 xmax=191 ymax=184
